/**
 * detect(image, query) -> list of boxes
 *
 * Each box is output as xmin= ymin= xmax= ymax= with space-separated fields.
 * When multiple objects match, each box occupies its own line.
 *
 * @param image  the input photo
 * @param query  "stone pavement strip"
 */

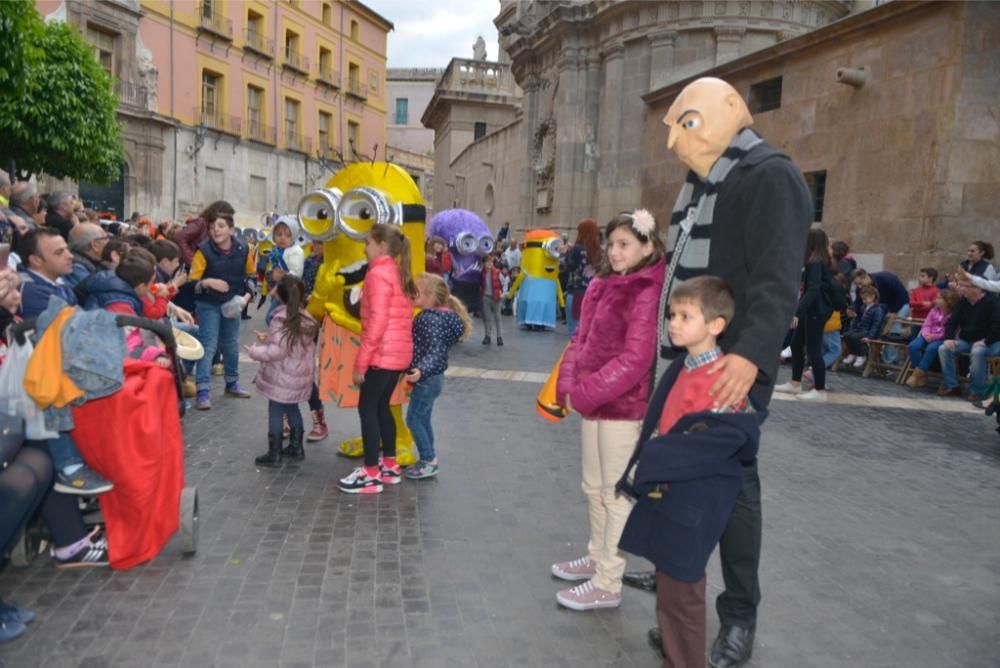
xmin=1 ymin=311 xmax=998 ymax=667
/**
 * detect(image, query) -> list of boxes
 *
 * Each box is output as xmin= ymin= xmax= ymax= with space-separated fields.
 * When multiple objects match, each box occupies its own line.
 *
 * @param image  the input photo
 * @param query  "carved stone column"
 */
xmin=648 ymin=29 xmax=677 ymax=92
xmin=714 ymin=26 xmax=746 ymax=66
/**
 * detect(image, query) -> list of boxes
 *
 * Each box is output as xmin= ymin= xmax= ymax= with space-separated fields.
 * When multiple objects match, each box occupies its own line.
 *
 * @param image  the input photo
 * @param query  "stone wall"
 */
xmin=641 ymin=1 xmax=1000 ymax=283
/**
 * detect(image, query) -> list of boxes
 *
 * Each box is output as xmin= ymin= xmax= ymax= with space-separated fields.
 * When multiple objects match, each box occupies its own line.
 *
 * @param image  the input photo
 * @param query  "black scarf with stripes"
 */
xmin=653 ymin=128 xmax=763 ymax=381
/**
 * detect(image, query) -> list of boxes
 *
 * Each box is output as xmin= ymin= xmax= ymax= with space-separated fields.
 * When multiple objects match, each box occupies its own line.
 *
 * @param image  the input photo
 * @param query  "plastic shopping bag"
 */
xmin=0 ymin=337 xmax=57 ymax=440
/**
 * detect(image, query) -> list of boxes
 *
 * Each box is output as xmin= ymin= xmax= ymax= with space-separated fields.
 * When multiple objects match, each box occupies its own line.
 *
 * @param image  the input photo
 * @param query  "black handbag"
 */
xmin=0 ymin=413 xmax=25 ymax=470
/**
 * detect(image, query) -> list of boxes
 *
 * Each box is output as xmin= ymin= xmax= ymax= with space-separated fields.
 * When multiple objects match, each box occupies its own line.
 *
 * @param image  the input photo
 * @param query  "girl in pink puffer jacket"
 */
xmin=551 ymin=210 xmax=666 ymax=612
xmin=245 ymin=275 xmax=318 ymax=468
xmin=339 ymin=226 xmax=415 ymax=495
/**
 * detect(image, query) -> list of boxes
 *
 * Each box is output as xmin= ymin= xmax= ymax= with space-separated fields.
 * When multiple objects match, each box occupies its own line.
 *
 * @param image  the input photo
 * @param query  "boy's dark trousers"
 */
xmin=656 ymin=571 xmax=706 ymax=668
xmin=843 ymin=331 xmax=868 ymax=356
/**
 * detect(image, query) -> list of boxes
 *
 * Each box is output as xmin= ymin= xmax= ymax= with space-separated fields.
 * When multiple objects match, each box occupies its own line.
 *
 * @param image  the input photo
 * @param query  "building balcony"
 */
xmin=198 ymin=108 xmax=241 ymax=135
xmin=198 ymin=9 xmax=233 ymax=41
xmin=285 ymin=132 xmax=312 ymax=154
xmin=317 ymin=66 xmax=340 ymax=89
xmin=346 ymin=80 xmax=367 ymax=100
xmin=438 ymin=58 xmax=517 ymax=96
xmin=317 ymin=144 xmax=340 ymax=161
xmin=244 ymin=30 xmax=273 ymax=59
xmin=247 ymin=120 xmax=276 ymax=145
xmin=283 ymin=50 xmax=310 ymax=76
xmin=115 ymin=80 xmax=149 ymax=110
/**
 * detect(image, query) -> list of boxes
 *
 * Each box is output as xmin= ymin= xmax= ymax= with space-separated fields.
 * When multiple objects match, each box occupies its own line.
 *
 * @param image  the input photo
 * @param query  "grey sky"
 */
xmin=367 ymin=0 xmax=501 ymax=67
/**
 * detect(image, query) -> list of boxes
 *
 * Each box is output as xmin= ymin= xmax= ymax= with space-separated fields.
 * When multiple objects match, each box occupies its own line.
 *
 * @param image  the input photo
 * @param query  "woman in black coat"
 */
xmin=775 ymin=228 xmax=834 ymax=401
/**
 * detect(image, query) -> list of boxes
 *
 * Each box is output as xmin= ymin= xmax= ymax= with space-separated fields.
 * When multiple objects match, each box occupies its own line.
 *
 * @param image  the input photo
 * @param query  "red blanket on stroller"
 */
xmin=72 ymin=360 xmax=184 ymax=569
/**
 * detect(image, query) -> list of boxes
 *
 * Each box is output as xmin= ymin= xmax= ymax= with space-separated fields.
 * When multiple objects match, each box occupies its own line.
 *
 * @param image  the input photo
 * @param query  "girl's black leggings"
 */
xmin=791 ymin=314 xmax=826 ymax=390
xmin=357 ymin=368 xmax=402 ymax=467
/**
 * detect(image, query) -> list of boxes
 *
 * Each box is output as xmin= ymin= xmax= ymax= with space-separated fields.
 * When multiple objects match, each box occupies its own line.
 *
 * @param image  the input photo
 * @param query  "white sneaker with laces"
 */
xmin=780 ymin=347 xmax=792 ymax=360
xmin=774 ymin=382 xmax=803 ymax=394
xmin=797 ymin=389 xmax=827 ymax=402
xmin=842 ymin=355 xmax=856 ymax=365
xmin=853 ymin=356 xmax=867 ymax=368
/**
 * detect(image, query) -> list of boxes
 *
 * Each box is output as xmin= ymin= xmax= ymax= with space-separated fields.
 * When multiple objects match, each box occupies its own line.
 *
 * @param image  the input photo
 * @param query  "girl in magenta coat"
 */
xmin=339 ymin=226 xmax=416 ymax=495
xmin=245 ymin=276 xmax=318 ymax=468
xmin=551 ymin=210 xmax=666 ymax=612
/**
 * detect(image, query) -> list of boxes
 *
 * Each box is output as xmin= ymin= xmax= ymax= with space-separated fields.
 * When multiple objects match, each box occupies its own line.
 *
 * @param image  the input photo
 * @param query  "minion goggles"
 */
xmin=297 ymin=186 xmax=426 ymax=242
xmin=525 ymin=238 xmax=562 ymax=259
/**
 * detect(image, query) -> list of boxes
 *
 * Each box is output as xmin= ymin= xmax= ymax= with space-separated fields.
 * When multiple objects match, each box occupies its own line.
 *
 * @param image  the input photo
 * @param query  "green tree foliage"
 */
xmin=0 ymin=0 xmax=43 ymax=94
xmin=0 ymin=4 xmax=124 ymax=184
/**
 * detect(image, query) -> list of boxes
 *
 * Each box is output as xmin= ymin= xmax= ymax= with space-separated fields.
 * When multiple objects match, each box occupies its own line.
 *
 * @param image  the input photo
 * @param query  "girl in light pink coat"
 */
xmin=339 ymin=226 xmax=415 ymax=495
xmin=244 ymin=275 xmax=318 ymax=468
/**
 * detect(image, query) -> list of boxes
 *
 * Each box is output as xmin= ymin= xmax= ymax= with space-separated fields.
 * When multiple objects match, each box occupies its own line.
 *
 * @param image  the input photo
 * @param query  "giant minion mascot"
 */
xmin=298 ymin=163 xmax=425 ymax=464
xmin=427 ymin=209 xmax=494 ymax=316
xmin=508 ymin=229 xmax=564 ymax=330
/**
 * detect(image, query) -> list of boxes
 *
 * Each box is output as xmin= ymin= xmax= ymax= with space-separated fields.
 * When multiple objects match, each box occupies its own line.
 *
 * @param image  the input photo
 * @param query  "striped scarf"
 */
xmin=653 ymin=127 xmax=763 ymax=381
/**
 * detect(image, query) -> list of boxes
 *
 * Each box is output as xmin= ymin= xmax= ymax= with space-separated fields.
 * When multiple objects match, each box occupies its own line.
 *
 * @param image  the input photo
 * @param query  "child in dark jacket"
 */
xmin=843 ymin=285 xmax=888 ymax=368
xmin=403 ymin=273 xmax=472 ymax=479
xmin=618 ymin=276 xmax=761 ymax=668
xmin=552 ymin=211 xmax=665 ymax=612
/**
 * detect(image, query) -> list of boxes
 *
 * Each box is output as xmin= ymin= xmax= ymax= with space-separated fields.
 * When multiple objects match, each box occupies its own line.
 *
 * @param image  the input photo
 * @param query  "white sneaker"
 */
xmin=842 ymin=355 xmax=856 ymax=365
xmin=774 ymin=382 xmax=803 ymax=394
xmin=853 ymin=356 xmax=867 ymax=368
xmin=780 ymin=347 xmax=792 ymax=360
xmin=797 ymin=389 xmax=827 ymax=402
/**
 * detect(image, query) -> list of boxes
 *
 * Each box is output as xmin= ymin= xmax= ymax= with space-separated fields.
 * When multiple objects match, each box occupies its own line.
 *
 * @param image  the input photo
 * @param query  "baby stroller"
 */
xmin=7 ymin=315 xmax=198 ymax=569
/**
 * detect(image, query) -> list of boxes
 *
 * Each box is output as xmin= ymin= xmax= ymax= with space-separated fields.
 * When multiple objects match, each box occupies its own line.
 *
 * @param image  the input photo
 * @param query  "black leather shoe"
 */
xmin=482 ymin=336 xmax=491 ymax=345
xmin=622 ymin=570 xmax=657 ymax=592
xmin=709 ymin=624 xmax=755 ymax=668
xmin=647 ymin=627 xmax=664 ymax=658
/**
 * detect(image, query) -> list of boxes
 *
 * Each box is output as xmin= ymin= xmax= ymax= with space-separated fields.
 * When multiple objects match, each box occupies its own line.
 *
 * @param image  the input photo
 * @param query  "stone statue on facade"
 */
xmin=473 ymin=35 xmax=487 ymax=61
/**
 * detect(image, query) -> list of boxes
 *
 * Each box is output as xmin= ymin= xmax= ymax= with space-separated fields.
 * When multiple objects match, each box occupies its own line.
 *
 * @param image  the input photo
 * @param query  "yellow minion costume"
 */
xmin=508 ymin=229 xmax=565 ymax=329
xmin=298 ymin=163 xmax=425 ymax=463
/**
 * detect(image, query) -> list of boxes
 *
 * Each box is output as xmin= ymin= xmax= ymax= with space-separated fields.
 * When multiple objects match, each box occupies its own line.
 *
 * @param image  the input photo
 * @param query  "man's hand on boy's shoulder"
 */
xmin=706 ymin=354 xmax=757 ymax=409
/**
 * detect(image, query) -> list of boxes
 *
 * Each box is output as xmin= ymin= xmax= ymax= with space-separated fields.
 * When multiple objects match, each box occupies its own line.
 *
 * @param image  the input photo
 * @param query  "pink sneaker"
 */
xmin=551 ymin=556 xmax=597 ymax=582
xmin=555 ymin=580 xmax=621 ymax=611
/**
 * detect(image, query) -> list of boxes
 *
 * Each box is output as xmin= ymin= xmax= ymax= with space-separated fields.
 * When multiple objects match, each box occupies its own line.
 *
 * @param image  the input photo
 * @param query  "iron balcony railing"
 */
xmin=346 ymin=79 xmax=367 ymax=100
xmin=243 ymin=29 xmax=273 ymax=58
xmin=285 ymin=131 xmax=312 ymax=154
xmin=317 ymin=65 xmax=340 ymax=88
xmin=198 ymin=108 xmax=241 ymax=135
xmin=283 ymin=50 xmax=309 ymax=75
xmin=247 ymin=120 xmax=276 ymax=144
xmin=198 ymin=7 xmax=233 ymax=40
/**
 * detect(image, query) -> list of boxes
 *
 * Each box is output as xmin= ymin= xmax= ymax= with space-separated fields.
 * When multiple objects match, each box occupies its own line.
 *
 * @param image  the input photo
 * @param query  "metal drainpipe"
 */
xmin=273 ymin=0 xmax=280 ymax=212
xmin=339 ymin=0 xmax=345 ymax=160
xmin=170 ymin=1 xmax=177 ymax=220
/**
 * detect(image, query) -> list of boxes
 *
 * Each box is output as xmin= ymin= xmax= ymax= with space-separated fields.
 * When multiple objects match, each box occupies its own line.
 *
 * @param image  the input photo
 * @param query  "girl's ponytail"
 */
xmin=415 ymin=272 xmax=472 ymax=341
xmin=369 ymin=226 xmax=416 ymax=298
xmin=446 ymin=294 xmax=473 ymax=342
xmin=276 ymin=275 xmax=317 ymax=351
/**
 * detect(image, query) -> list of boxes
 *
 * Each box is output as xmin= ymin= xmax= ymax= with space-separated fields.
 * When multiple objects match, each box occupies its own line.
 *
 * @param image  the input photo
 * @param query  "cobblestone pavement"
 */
xmin=1 ymin=311 xmax=998 ymax=667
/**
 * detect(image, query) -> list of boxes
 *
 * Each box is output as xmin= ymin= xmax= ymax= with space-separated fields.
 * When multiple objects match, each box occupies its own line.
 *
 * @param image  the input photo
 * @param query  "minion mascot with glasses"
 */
xmin=508 ymin=229 xmax=564 ymax=330
xmin=297 ymin=163 xmax=425 ymax=464
xmin=427 ymin=209 xmax=495 ymax=317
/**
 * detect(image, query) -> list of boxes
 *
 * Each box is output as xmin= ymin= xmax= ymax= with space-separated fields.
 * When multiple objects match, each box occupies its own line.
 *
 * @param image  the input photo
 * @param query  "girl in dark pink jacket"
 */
xmin=552 ymin=210 xmax=666 ymax=612
xmin=245 ymin=276 xmax=318 ymax=468
xmin=339 ymin=226 xmax=415 ymax=495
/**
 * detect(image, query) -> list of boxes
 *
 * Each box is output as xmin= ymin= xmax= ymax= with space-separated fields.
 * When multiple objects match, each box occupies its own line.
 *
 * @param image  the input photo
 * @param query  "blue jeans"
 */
xmin=48 ymin=432 xmax=83 ymax=472
xmin=909 ymin=337 xmax=943 ymax=372
xmin=268 ymin=400 xmax=303 ymax=436
xmin=265 ymin=296 xmax=281 ymax=326
xmin=821 ymin=331 xmax=840 ymax=369
xmin=405 ymin=374 xmax=444 ymax=462
xmin=940 ymin=340 xmax=1000 ymax=393
xmin=194 ymin=301 xmax=241 ymax=390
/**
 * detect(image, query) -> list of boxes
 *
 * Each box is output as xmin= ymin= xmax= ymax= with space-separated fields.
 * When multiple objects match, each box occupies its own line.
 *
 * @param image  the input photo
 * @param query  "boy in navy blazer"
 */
xmin=619 ymin=276 xmax=764 ymax=668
